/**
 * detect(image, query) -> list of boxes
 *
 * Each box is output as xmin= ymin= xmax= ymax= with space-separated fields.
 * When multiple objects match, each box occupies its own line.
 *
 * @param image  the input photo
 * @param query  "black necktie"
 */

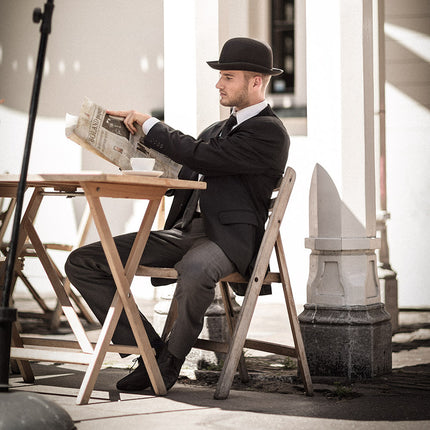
xmin=181 ymin=177 xmax=204 ymax=229
xmin=181 ymin=115 xmax=237 ymax=229
xmin=182 ymin=176 xmax=204 ymax=228
xmin=220 ymin=114 xmax=237 ymax=136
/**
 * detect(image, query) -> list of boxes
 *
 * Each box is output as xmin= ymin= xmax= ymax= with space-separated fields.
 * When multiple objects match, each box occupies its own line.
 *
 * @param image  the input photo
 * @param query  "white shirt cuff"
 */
xmin=143 ymin=117 xmax=160 ymax=135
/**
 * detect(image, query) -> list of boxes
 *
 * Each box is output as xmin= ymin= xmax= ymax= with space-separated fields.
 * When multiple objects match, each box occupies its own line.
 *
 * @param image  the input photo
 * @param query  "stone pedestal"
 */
xmin=377 ymin=212 xmax=399 ymax=333
xmin=378 ymin=267 xmax=399 ymax=333
xmin=0 ymin=392 xmax=74 ymax=429
xmin=299 ymin=303 xmax=391 ymax=379
xmin=300 ymin=164 xmax=392 ymax=379
xmin=302 ymin=0 xmax=393 ymax=380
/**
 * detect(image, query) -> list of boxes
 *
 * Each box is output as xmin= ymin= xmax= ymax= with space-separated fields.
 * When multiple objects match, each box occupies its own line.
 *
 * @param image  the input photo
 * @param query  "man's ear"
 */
xmin=253 ymin=75 xmax=262 ymax=88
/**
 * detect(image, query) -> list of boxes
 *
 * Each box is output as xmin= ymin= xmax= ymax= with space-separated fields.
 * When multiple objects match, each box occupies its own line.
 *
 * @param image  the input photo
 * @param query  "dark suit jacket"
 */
xmin=144 ymin=105 xmax=289 ymax=285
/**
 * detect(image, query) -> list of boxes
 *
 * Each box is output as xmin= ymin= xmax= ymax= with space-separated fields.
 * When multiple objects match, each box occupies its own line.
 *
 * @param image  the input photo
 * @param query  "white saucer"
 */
xmin=122 ymin=170 xmax=163 ymax=177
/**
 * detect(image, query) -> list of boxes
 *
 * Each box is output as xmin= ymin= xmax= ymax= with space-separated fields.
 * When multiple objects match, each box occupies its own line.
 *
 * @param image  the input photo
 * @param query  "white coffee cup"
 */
xmin=130 ymin=158 xmax=155 ymax=171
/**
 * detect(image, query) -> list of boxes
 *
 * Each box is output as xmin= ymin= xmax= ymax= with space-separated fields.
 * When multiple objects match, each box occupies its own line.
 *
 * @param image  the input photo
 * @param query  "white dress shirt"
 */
xmin=142 ymin=99 xmax=268 ymax=135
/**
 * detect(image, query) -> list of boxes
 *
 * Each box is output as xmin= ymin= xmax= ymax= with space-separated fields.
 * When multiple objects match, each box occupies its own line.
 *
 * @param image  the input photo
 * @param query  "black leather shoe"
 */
xmin=116 ymin=343 xmax=164 ymax=391
xmin=157 ymin=346 xmax=185 ymax=391
xmin=116 ymin=344 xmax=184 ymax=392
xmin=116 ymin=356 xmax=151 ymax=391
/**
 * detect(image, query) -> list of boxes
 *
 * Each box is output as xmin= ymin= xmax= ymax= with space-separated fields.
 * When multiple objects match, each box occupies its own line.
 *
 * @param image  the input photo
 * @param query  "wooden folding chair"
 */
xmin=0 ymin=196 xmax=18 ymax=303
xmin=0 ymin=196 xmax=16 ymax=246
xmin=1 ymin=199 xmax=95 ymax=329
xmin=136 ymin=167 xmax=313 ymax=399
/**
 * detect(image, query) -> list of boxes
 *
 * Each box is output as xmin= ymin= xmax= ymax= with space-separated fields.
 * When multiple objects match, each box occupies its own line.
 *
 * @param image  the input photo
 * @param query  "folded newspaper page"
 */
xmin=65 ymin=97 xmax=181 ymax=178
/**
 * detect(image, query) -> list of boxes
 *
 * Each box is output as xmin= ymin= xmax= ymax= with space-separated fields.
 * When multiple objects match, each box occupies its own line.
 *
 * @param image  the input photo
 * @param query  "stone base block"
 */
xmin=379 ymin=267 xmax=399 ymax=333
xmin=298 ymin=303 xmax=392 ymax=379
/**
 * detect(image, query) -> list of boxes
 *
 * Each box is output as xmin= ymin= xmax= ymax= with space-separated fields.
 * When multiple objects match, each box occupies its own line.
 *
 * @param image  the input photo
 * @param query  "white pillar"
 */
xmin=155 ymin=1 xmax=228 ymax=367
xmin=163 ymin=0 xmax=220 ymax=136
xmin=299 ymin=0 xmax=391 ymax=379
xmin=305 ymin=0 xmax=382 ymax=306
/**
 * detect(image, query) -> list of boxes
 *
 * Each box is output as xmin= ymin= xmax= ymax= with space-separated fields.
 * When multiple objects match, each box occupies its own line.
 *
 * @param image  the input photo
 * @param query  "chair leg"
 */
xmin=214 ymin=277 xmax=262 ymax=400
xmin=11 ymin=323 xmax=35 ymax=383
xmin=275 ymin=236 xmax=313 ymax=396
xmin=161 ymin=283 xmax=249 ymax=384
xmin=219 ymin=282 xmax=249 ymax=382
xmin=63 ymin=277 xmax=96 ymax=324
xmin=9 ymin=358 xmax=20 ymax=375
xmin=49 ymin=300 xmax=63 ymax=331
xmin=48 ymin=252 xmax=94 ymax=327
xmin=16 ymin=269 xmax=52 ymax=314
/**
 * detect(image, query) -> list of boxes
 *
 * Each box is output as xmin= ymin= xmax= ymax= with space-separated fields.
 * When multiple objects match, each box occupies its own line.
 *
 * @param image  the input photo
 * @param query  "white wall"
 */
xmin=0 ymin=0 xmax=164 ymax=298
xmin=2 ymin=0 xmax=429 ymax=309
xmin=383 ymin=0 xmax=430 ymax=307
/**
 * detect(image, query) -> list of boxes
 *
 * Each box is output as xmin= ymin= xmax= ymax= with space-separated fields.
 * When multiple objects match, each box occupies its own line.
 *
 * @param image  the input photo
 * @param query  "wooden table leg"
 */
xmin=76 ymin=292 xmax=124 ymax=404
xmin=0 ymin=196 xmax=16 ymax=244
xmin=11 ymin=324 xmax=35 ymax=383
xmin=0 ymin=189 xmax=41 ymax=291
xmin=23 ymin=220 xmax=93 ymax=354
xmin=9 ymin=187 xmax=95 ymax=389
xmin=5 ymin=188 xmax=43 ymax=381
xmin=61 ymin=204 xmax=95 ymax=325
xmin=77 ymin=188 xmax=166 ymax=404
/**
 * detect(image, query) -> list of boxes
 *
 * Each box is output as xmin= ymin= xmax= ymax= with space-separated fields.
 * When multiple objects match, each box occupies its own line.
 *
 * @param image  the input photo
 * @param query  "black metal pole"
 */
xmin=0 ymin=0 xmax=54 ymax=392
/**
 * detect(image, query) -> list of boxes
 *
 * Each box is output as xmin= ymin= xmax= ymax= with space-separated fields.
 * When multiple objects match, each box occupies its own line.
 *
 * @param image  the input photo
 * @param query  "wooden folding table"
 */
xmin=0 ymin=173 xmax=205 ymax=404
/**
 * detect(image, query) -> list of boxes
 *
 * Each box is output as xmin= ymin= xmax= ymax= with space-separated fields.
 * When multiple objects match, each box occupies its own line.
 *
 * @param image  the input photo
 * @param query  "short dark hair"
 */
xmin=243 ymin=71 xmax=271 ymax=90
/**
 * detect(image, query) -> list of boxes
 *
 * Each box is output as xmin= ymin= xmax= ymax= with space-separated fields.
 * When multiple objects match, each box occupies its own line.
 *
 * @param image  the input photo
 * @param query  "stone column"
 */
xmin=163 ymin=0 xmax=219 ymax=135
xmin=299 ymin=0 xmax=392 ymax=379
xmin=374 ymin=0 xmax=398 ymax=333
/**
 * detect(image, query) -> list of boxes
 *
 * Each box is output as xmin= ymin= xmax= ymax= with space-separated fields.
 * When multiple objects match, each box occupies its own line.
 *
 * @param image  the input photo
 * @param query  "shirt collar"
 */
xmin=232 ymin=100 xmax=268 ymax=126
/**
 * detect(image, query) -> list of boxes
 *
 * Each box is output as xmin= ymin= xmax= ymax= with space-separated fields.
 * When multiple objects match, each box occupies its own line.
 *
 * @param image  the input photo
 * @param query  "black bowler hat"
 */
xmin=207 ymin=37 xmax=283 ymax=76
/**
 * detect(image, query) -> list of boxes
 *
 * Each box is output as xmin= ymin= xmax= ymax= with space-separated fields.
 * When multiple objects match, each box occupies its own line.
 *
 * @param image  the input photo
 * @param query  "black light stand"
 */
xmin=0 ymin=4 xmax=75 ymax=426
xmin=0 ymin=0 xmax=54 ymax=392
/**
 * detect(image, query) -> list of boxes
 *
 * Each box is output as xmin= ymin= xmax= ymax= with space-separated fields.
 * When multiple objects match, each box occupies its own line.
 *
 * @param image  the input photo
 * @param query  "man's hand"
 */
xmin=106 ymin=110 xmax=151 ymax=135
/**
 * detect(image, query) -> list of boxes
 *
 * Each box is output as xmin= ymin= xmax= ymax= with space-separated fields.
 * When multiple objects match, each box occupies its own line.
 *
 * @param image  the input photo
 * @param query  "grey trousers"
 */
xmin=65 ymin=217 xmax=236 ymax=359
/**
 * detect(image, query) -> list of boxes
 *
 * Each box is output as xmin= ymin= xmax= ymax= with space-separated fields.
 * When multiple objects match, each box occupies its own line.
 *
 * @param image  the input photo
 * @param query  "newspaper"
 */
xmin=65 ymin=97 xmax=181 ymax=178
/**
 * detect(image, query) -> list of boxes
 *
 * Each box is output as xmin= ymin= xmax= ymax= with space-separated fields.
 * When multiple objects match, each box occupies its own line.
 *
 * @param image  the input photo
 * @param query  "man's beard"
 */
xmin=221 ymin=85 xmax=249 ymax=108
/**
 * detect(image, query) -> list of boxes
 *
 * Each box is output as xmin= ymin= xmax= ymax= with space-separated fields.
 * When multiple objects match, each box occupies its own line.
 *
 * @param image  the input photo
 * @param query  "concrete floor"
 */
xmin=2 ymin=294 xmax=430 ymax=429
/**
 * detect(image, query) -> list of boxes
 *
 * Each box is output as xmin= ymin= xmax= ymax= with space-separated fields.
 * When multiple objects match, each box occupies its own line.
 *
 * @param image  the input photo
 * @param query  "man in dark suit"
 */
xmin=65 ymin=37 xmax=290 ymax=393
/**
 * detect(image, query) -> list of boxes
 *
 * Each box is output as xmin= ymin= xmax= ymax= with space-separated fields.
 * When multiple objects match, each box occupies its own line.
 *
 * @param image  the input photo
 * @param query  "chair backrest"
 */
xmin=213 ymin=165 xmax=313 ymax=400
xmin=135 ymin=167 xmax=296 ymax=283
xmin=244 ymin=166 xmax=295 ymax=287
xmin=0 ymin=197 xmax=16 ymax=246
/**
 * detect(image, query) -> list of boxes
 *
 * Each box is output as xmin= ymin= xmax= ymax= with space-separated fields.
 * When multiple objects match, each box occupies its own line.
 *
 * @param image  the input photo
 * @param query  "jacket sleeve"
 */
xmin=143 ymin=117 xmax=289 ymax=177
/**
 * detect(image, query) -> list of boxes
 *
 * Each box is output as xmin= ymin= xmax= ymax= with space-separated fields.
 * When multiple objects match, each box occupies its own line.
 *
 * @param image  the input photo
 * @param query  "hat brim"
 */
xmin=207 ymin=60 xmax=283 ymax=76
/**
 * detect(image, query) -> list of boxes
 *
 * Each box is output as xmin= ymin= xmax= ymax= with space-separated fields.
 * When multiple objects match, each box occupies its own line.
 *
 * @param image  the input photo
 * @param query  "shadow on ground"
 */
xmin=9 ymin=357 xmax=430 ymax=423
